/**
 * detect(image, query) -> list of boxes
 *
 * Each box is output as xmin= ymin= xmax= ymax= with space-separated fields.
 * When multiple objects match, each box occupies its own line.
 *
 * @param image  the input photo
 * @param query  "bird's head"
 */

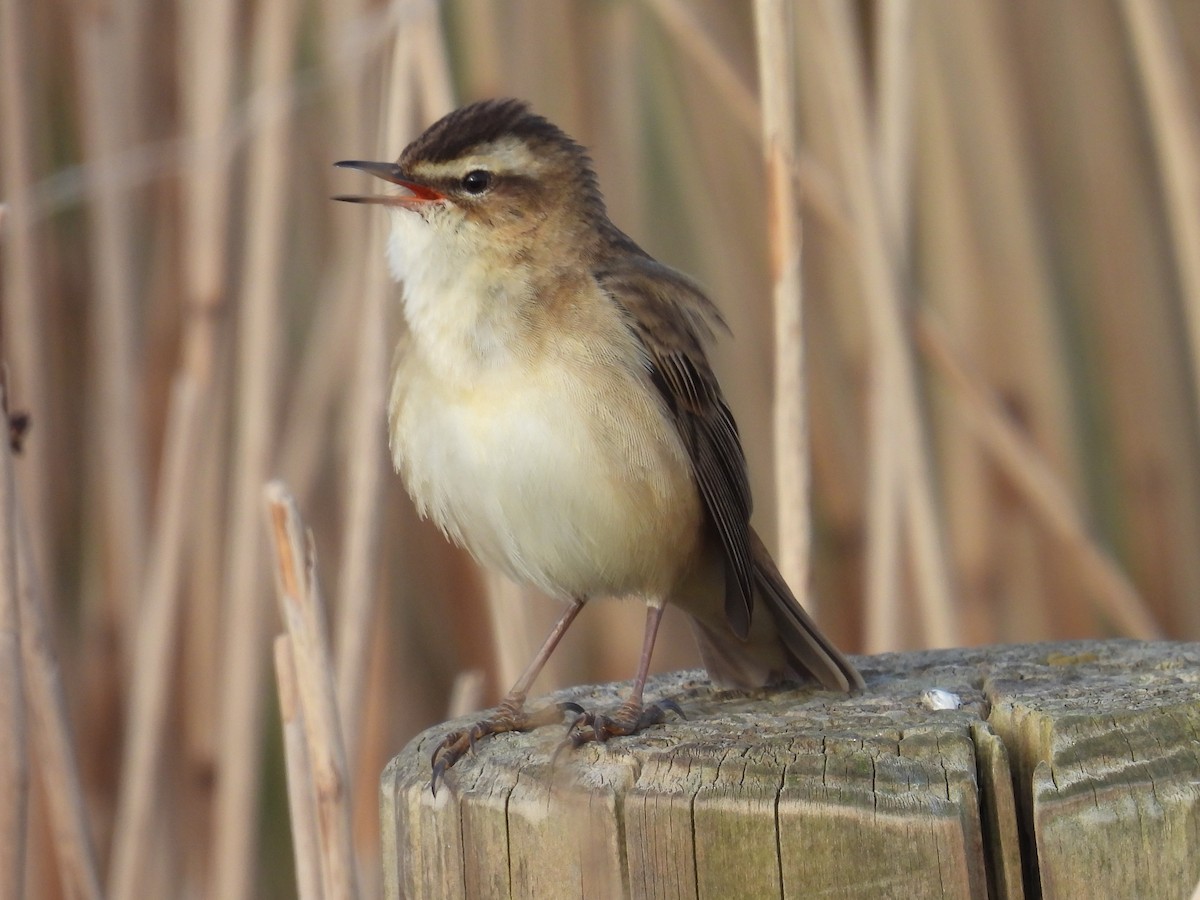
xmin=335 ymin=98 xmax=608 ymax=266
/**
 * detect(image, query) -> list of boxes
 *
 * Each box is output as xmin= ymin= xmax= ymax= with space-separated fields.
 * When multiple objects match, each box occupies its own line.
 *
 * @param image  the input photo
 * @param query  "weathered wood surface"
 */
xmin=382 ymin=640 xmax=1200 ymax=899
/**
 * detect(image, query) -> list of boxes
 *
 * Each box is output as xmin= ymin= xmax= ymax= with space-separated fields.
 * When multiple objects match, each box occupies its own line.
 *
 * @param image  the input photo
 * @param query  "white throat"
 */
xmin=386 ymin=208 xmax=532 ymax=380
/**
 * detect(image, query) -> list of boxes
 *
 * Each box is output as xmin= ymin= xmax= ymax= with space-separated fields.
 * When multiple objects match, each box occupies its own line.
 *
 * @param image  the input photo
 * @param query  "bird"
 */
xmin=335 ymin=98 xmax=863 ymax=792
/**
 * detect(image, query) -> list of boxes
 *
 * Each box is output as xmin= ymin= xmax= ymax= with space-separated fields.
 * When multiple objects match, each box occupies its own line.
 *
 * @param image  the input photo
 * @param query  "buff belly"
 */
xmin=389 ymin=348 xmax=701 ymax=602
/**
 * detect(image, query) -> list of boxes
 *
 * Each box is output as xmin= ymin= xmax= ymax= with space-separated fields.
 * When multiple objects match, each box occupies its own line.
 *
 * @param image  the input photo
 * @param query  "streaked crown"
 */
xmin=398 ymin=99 xmax=607 ymax=227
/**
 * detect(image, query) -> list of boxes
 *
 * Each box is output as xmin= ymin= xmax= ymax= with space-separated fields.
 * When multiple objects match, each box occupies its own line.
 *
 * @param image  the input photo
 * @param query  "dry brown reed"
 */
xmin=333 ymin=5 xmax=411 ymax=776
xmin=803 ymin=0 xmax=960 ymax=647
xmin=2 ymin=1 xmax=1200 ymax=895
xmin=0 ymin=379 xmax=28 ymax=900
xmin=213 ymin=0 xmax=301 ymax=894
xmin=274 ymin=635 xmax=323 ymax=900
xmin=0 ymin=0 xmax=49 ymax=586
xmin=916 ymin=314 xmax=1162 ymax=640
xmin=1121 ymin=0 xmax=1200 ymax=434
xmin=446 ymin=668 xmax=486 ymax=719
xmin=107 ymin=376 xmax=206 ymax=900
xmin=754 ymin=0 xmax=811 ymax=605
xmin=864 ymin=0 xmax=913 ymax=652
xmin=9 ymin=440 xmax=103 ymax=898
xmin=266 ymin=481 xmax=358 ymax=900
xmin=74 ymin=0 xmax=149 ymax=631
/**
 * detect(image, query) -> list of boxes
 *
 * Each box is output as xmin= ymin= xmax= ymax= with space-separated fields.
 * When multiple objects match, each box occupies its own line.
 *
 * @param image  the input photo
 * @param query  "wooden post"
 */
xmin=382 ymin=640 xmax=1200 ymax=899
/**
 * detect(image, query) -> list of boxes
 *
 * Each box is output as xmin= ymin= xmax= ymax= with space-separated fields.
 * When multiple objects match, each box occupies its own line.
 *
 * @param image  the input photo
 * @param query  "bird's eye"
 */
xmin=460 ymin=170 xmax=492 ymax=195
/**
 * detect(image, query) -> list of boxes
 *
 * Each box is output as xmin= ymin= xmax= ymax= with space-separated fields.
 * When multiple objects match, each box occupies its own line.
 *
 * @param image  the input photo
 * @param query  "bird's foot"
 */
xmin=429 ymin=693 xmax=563 ymax=795
xmin=558 ymin=697 xmax=684 ymax=752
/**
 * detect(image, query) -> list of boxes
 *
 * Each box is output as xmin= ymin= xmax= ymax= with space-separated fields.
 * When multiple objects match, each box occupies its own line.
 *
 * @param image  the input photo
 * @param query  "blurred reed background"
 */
xmin=2 ymin=0 xmax=1199 ymax=896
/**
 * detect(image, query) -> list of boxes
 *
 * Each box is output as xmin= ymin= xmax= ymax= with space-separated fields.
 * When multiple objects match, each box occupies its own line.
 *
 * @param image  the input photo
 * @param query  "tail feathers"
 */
xmin=751 ymin=532 xmax=864 ymax=693
xmin=690 ymin=618 xmax=778 ymax=689
xmin=689 ymin=530 xmax=863 ymax=693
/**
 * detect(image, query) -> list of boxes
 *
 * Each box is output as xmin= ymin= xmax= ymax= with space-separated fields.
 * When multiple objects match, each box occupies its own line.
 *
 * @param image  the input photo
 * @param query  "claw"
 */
xmin=431 ymin=758 xmax=449 ymax=797
xmin=427 ymin=729 xmax=472 ymax=795
xmin=656 ymin=698 xmax=686 ymax=720
xmin=591 ymin=715 xmax=615 ymax=743
xmin=556 ymin=696 xmax=684 ymax=758
xmin=430 ymin=737 xmax=448 ymax=771
xmin=430 ymin=695 xmax=683 ymax=791
xmin=430 ymin=729 xmax=463 ymax=771
xmin=427 ymin=694 xmax=560 ymax=793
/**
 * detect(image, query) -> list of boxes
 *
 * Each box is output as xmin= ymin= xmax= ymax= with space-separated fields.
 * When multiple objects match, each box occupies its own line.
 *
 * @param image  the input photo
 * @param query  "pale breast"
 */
xmin=388 ymin=333 xmax=702 ymax=602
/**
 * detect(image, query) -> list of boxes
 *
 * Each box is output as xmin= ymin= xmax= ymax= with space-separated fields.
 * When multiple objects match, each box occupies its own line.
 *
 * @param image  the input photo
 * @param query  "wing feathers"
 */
xmin=597 ymin=257 xmax=755 ymax=636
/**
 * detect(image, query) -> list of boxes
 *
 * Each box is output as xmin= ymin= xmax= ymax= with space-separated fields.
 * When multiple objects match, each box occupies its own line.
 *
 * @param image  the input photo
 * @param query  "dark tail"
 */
xmin=688 ymin=529 xmax=863 ymax=693
xmin=750 ymin=530 xmax=864 ymax=693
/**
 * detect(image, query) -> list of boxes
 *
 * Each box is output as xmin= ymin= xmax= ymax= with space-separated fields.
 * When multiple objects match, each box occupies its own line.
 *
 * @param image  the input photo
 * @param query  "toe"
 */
xmin=427 ymin=695 xmax=573 ymax=793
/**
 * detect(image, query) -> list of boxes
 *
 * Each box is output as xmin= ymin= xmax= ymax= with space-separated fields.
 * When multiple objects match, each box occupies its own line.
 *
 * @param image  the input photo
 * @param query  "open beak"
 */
xmin=332 ymin=160 xmax=446 ymax=207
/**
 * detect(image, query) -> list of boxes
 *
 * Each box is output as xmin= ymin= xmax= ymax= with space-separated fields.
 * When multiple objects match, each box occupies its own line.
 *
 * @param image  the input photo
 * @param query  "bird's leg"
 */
xmin=561 ymin=600 xmax=683 ymax=749
xmin=430 ymin=597 xmax=585 ymax=794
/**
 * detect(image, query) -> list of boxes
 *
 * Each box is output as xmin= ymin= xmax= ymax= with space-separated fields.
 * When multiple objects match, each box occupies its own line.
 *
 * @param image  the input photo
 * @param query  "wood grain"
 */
xmin=384 ymin=640 xmax=1200 ymax=898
